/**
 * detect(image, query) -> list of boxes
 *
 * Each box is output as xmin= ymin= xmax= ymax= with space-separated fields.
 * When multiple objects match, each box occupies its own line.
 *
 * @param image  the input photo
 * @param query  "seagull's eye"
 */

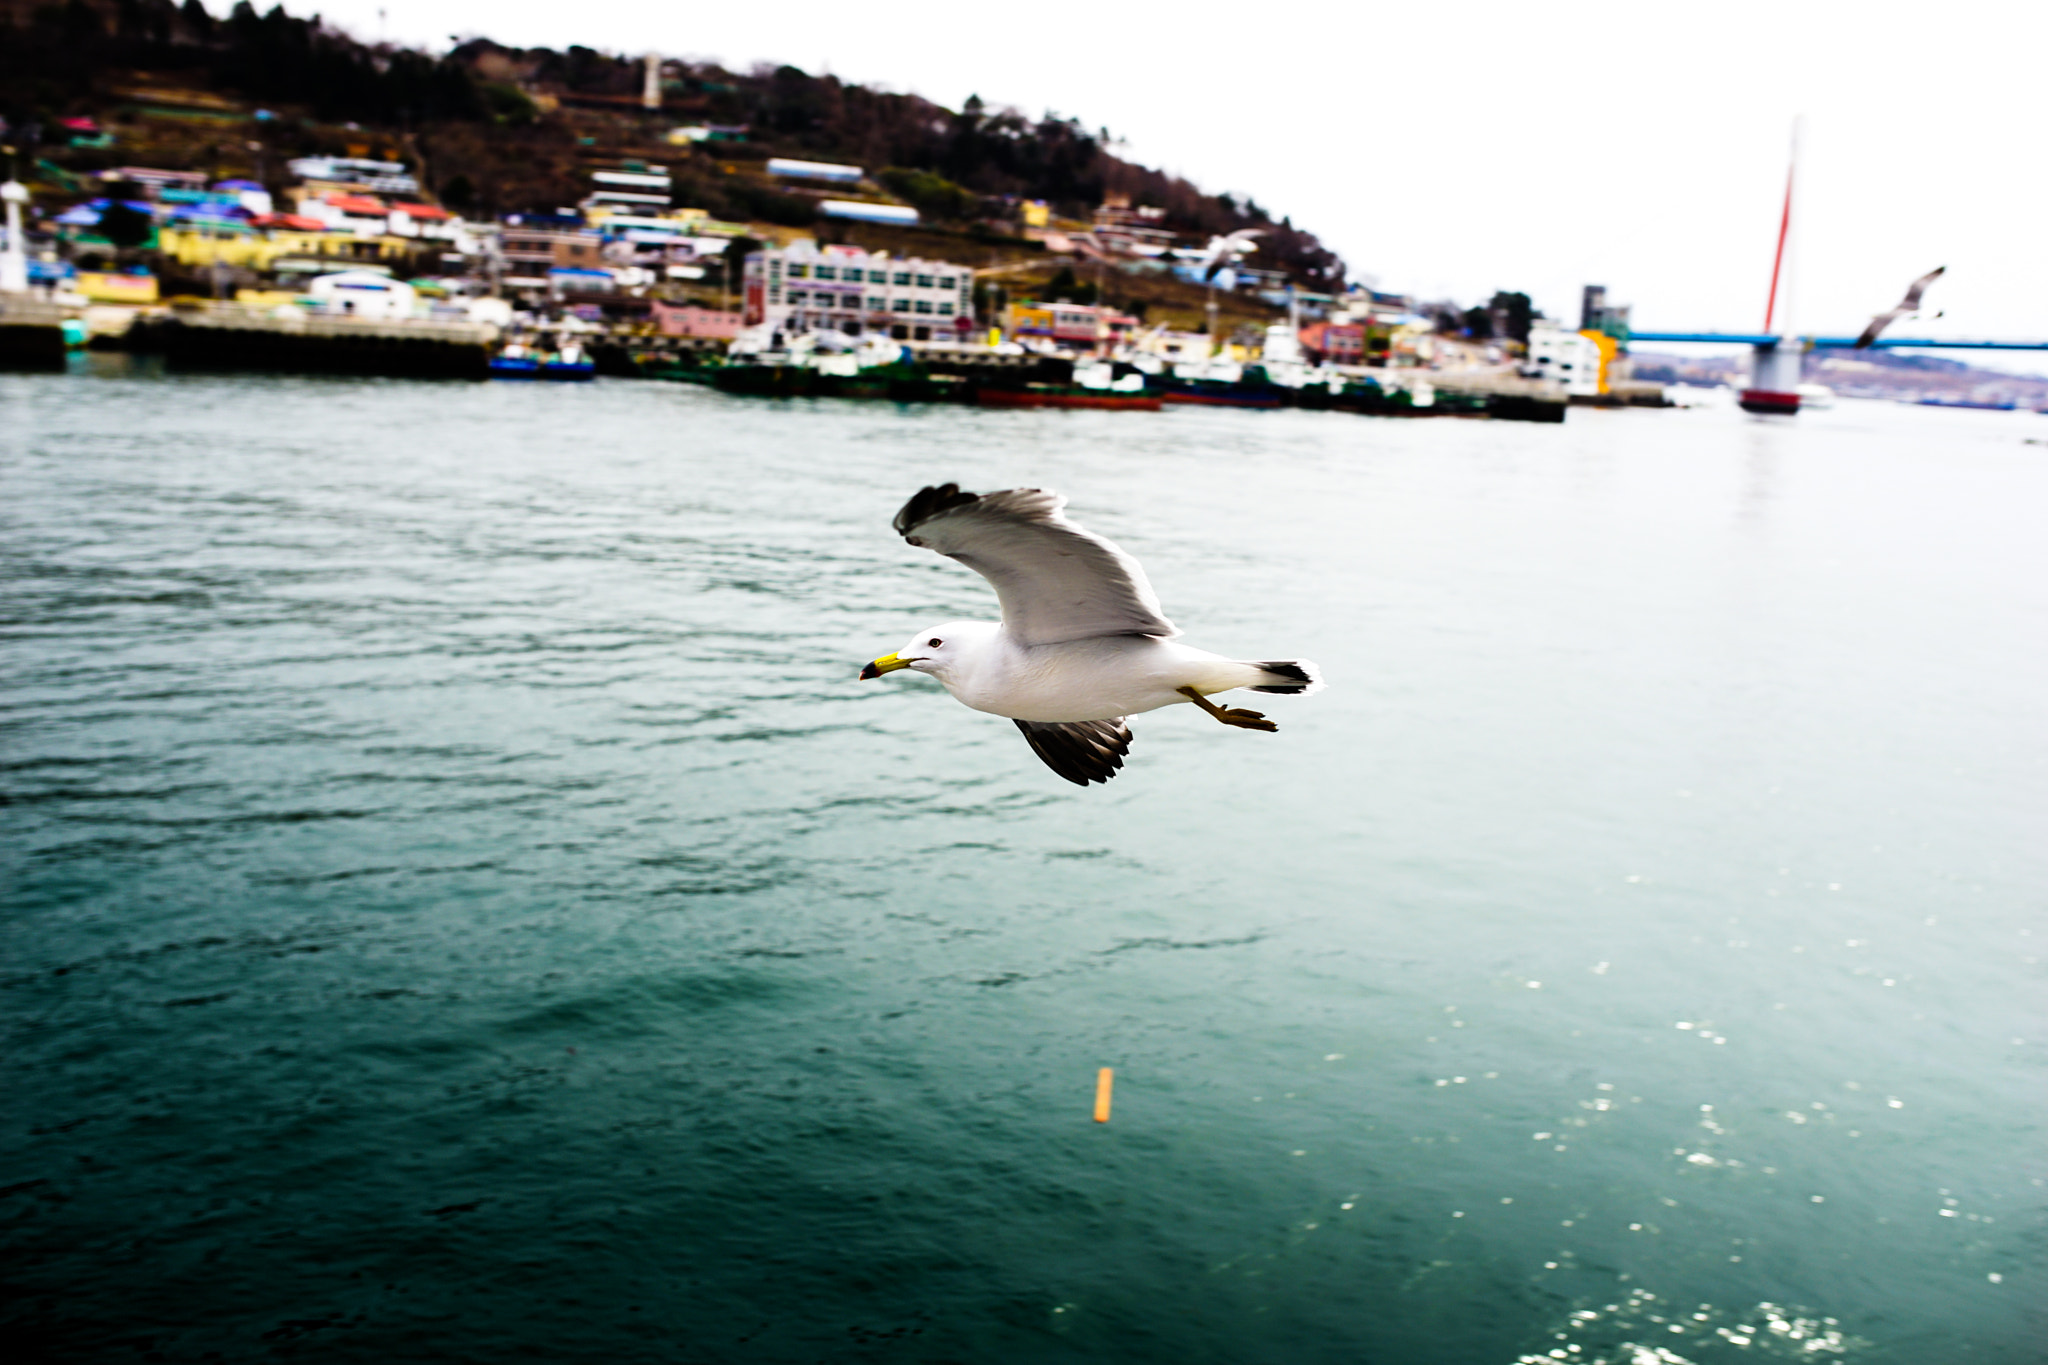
xmin=928 ymin=637 xmax=943 ymax=648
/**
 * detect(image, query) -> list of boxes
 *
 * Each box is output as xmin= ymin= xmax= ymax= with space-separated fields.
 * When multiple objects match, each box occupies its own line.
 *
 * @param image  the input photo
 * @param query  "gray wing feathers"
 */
xmin=893 ymin=484 xmax=1178 ymax=645
xmin=1899 ymin=266 xmax=1944 ymax=310
xmin=1014 ymin=718 xmax=1132 ymax=785
xmin=1854 ymin=312 xmax=1898 ymax=348
xmin=1857 ymin=266 xmax=1945 ymax=348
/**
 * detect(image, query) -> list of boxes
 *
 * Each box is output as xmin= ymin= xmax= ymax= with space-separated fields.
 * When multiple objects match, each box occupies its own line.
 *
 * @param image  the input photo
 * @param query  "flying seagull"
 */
xmin=1855 ymin=266 xmax=1945 ymax=348
xmin=859 ymin=485 xmax=1324 ymax=786
xmin=1200 ymin=229 xmax=1263 ymax=282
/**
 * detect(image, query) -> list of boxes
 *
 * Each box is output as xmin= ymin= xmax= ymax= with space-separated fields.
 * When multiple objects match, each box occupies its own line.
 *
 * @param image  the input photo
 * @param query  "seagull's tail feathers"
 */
xmin=1245 ymin=659 xmax=1325 ymax=696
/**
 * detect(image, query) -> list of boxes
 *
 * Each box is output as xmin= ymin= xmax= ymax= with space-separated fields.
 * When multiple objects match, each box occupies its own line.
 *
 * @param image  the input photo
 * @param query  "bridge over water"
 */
xmin=1629 ymin=333 xmax=2048 ymax=352
xmin=1621 ymin=331 xmax=2048 ymax=413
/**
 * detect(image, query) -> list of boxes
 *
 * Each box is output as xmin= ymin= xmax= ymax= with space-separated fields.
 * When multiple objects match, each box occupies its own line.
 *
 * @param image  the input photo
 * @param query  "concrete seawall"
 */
xmin=0 ymin=297 xmax=78 ymax=371
xmin=129 ymin=306 xmax=499 ymax=379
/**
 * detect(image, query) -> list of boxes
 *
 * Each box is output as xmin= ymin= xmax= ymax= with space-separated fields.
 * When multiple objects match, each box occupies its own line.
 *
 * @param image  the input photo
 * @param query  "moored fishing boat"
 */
xmin=1916 ymin=396 xmax=2016 ymax=411
xmin=1157 ymin=346 xmax=1291 ymax=408
xmin=974 ymin=383 xmax=1161 ymax=411
xmin=711 ymin=360 xmax=817 ymax=397
xmin=539 ymin=342 xmax=594 ymax=381
xmin=1160 ymin=380 xmax=1285 ymax=409
xmin=634 ymin=351 xmax=723 ymax=384
xmin=488 ymin=343 xmax=540 ymax=379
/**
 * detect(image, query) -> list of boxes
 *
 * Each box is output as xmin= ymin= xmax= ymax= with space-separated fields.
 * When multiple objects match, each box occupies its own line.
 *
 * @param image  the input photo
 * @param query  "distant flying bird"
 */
xmin=859 ymin=485 xmax=1324 ymax=786
xmin=1200 ymin=229 xmax=1263 ymax=282
xmin=1855 ymin=266 xmax=1945 ymax=348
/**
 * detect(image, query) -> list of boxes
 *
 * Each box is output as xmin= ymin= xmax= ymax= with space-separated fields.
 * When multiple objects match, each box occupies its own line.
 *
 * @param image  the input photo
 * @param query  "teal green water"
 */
xmin=3 ymin=367 xmax=2041 ymax=1362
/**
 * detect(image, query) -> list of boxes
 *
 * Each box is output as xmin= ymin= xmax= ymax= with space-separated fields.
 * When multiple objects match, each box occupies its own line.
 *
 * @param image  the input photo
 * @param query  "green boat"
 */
xmin=635 ymin=352 xmax=723 ymax=384
xmin=813 ymin=360 xmax=970 ymax=404
xmin=710 ymin=361 xmax=817 ymax=398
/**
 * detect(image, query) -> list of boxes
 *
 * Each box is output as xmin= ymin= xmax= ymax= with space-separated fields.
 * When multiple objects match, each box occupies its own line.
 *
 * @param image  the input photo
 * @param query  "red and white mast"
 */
xmin=1740 ymin=118 xmax=1804 ymax=415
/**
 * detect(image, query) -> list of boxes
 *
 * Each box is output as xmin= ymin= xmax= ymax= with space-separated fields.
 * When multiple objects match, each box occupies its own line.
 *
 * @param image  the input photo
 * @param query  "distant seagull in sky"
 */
xmin=859 ymin=485 xmax=1323 ymax=786
xmin=1855 ymin=266 xmax=1945 ymax=348
xmin=1200 ymin=229 xmax=1263 ymax=282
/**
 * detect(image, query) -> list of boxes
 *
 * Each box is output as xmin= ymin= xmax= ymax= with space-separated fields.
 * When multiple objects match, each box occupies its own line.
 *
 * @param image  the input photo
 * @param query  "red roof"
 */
xmin=253 ymin=213 xmax=332 ymax=231
xmin=391 ymin=202 xmax=451 ymax=220
xmin=324 ymin=193 xmax=388 ymax=215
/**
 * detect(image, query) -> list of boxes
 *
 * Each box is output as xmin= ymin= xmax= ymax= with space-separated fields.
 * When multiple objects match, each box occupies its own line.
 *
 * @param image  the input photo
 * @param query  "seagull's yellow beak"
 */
xmin=859 ymin=652 xmax=911 ymax=680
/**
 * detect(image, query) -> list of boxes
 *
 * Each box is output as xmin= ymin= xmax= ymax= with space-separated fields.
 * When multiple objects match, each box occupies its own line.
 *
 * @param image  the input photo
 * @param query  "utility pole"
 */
xmin=1095 ymin=255 xmax=1108 ymax=357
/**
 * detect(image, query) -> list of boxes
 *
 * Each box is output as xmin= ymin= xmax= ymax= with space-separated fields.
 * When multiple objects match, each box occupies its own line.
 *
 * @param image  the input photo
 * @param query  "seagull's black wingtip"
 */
xmin=1014 ymin=718 xmax=1131 ymax=787
xmin=893 ymin=484 xmax=982 ymax=538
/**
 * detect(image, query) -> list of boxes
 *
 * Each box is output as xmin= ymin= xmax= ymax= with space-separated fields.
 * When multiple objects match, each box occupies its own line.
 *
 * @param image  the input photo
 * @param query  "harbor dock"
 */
xmin=127 ymin=305 xmax=498 ymax=379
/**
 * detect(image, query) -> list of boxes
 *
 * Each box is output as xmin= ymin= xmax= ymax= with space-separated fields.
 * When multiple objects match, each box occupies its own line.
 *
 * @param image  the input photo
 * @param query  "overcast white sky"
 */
xmin=296 ymin=0 xmax=2044 ymax=359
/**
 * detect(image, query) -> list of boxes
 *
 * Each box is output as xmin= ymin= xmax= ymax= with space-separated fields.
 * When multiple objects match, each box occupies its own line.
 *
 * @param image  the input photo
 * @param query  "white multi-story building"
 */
xmin=286 ymin=156 xmax=420 ymax=195
xmin=742 ymin=240 xmax=974 ymax=340
xmin=1524 ymin=323 xmax=1605 ymax=397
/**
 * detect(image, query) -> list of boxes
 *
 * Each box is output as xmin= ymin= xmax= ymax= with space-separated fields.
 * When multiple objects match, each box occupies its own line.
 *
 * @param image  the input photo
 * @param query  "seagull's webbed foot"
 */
xmin=1177 ymin=685 xmax=1279 ymax=733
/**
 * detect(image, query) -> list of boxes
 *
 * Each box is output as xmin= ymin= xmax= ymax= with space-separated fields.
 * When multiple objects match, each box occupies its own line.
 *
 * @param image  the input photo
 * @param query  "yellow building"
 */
xmin=76 ymin=272 xmax=160 ymax=304
xmin=157 ymin=224 xmax=411 ymax=273
xmin=1579 ymin=329 xmax=1621 ymax=393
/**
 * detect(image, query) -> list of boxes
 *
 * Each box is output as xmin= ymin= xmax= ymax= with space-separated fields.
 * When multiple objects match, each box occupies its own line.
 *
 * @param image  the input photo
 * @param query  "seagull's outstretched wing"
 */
xmin=892 ymin=484 xmax=1179 ymax=645
xmin=1856 ymin=266 xmax=1945 ymax=348
xmin=1898 ymin=265 xmax=1945 ymax=310
xmin=1854 ymin=310 xmax=1903 ymax=349
xmin=1014 ymin=718 xmax=1131 ymax=785
xmin=1202 ymin=229 xmax=1262 ymax=282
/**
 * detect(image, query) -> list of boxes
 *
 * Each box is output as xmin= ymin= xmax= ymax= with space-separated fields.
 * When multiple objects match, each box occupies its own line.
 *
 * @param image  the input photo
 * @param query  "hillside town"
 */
xmin=0 ymin=124 xmax=1637 ymax=418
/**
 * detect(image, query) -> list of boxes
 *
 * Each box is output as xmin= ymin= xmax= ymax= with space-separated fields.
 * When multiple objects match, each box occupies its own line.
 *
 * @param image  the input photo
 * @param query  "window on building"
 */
xmin=937 ymin=302 xmax=954 ymax=316
xmin=915 ymin=300 xmax=934 ymax=314
xmin=892 ymin=299 xmax=910 ymax=313
xmin=788 ymin=264 xmax=808 ymax=278
xmin=868 ymin=270 xmax=887 ymax=283
xmin=868 ymin=298 xmax=885 ymax=312
xmin=815 ymin=266 xmax=836 ymax=280
xmin=915 ymin=275 xmax=934 ymax=289
xmin=788 ymin=291 xmax=807 ymax=305
xmin=892 ymin=272 xmax=910 ymax=286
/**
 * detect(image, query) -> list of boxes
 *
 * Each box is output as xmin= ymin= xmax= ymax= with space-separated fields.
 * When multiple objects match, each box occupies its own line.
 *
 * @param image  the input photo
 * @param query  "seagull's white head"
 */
xmin=859 ymin=620 xmax=993 ymax=683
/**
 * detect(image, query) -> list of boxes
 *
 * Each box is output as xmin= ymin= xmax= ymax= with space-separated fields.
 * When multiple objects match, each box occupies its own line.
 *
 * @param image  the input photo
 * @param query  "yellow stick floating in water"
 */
xmin=1094 ymin=1067 xmax=1114 ymax=1123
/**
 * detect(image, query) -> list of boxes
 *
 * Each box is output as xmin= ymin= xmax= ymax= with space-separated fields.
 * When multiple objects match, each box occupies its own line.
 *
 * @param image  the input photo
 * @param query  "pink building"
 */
xmin=652 ymin=302 xmax=744 ymax=339
xmin=1300 ymin=322 xmax=1366 ymax=365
